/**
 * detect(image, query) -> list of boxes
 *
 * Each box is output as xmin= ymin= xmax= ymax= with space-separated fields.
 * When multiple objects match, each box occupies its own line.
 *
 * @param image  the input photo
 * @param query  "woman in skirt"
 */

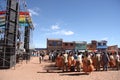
xmin=82 ymin=54 xmax=94 ymax=74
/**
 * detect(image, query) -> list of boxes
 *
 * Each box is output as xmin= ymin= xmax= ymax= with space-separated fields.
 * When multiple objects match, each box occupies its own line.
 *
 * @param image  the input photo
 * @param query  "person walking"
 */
xmin=96 ymin=52 xmax=101 ymax=71
xmin=109 ymin=53 xmax=116 ymax=68
xmin=39 ymin=54 xmax=42 ymax=64
xmin=68 ymin=52 xmax=76 ymax=72
xmin=101 ymin=52 xmax=110 ymax=71
xmin=82 ymin=54 xmax=94 ymax=74
xmin=115 ymin=52 xmax=120 ymax=70
xmin=76 ymin=52 xmax=83 ymax=72
xmin=62 ymin=52 xmax=68 ymax=72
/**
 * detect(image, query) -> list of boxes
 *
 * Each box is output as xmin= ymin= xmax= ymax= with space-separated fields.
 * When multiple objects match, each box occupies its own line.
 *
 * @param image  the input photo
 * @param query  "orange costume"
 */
xmin=56 ymin=56 xmax=63 ymax=69
xmin=109 ymin=55 xmax=116 ymax=67
xmin=82 ymin=57 xmax=94 ymax=73
xmin=68 ymin=56 xmax=76 ymax=69
xmin=92 ymin=57 xmax=97 ymax=68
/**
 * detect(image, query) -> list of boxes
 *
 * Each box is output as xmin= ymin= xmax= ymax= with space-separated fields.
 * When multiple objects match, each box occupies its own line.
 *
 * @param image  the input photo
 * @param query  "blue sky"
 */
xmin=26 ymin=0 xmax=120 ymax=48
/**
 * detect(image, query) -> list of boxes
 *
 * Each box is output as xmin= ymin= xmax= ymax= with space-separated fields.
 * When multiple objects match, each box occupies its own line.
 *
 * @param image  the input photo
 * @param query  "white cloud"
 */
xmin=41 ymin=24 xmax=74 ymax=36
xmin=53 ymin=30 xmax=74 ymax=36
xmin=63 ymin=30 xmax=74 ymax=35
xmin=101 ymin=37 xmax=108 ymax=40
xmin=28 ymin=8 xmax=39 ymax=16
xmin=33 ymin=23 xmax=37 ymax=27
xmin=51 ymin=24 xmax=60 ymax=30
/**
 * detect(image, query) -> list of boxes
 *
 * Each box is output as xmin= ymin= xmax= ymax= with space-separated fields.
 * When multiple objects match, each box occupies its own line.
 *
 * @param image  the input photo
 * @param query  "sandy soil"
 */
xmin=0 ymin=55 xmax=120 ymax=80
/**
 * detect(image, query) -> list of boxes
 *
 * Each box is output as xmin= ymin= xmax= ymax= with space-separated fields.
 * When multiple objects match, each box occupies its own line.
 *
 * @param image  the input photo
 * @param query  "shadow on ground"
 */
xmin=60 ymin=72 xmax=89 ymax=76
xmin=37 ymin=61 xmax=63 ymax=73
xmin=37 ymin=62 xmax=90 ymax=76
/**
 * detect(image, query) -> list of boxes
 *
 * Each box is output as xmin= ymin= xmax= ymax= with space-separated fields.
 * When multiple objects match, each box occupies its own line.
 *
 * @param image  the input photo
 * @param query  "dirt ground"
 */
xmin=0 ymin=55 xmax=120 ymax=80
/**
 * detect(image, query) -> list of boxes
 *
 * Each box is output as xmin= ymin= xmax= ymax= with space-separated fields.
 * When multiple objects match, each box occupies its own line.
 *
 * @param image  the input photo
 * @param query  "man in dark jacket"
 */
xmin=102 ymin=52 xmax=110 ymax=71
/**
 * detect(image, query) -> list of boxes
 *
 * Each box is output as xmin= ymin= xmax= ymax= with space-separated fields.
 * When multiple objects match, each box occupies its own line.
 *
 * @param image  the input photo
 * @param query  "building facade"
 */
xmin=62 ymin=42 xmax=75 ymax=52
xmin=118 ymin=48 xmax=120 ymax=54
xmin=46 ymin=39 xmax=110 ymax=53
xmin=87 ymin=40 xmax=97 ymax=52
xmin=97 ymin=40 xmax=107 ymax=52
xmin=107 ymin=45 xmax=118 ymax=53
xmin=47 ymin=38 xmax=63 ymax=53
xmin=74 ymin=41 xmax=87 ymax=52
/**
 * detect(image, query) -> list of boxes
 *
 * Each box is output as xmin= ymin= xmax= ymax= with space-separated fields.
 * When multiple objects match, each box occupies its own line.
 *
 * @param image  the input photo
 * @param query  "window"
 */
xmin=53 ymin=42 xmax=57 ymax=46
xmin=98 ymin=43 xmax=101 ymax=46
xmin=80 ymin=44 xmax=83 ymax=46
xmin=90 ymin=45 xmax=92 ymax=48
xmin=103 ymin=43 xmax=106 ymax=46
xmin=76 ymin=44 xmax=80 ymax=47
xmin=58 ymin=41 xmax=62 ymax=46
xmin=48 ymin=42 xmax=52 ymax=46
xmin=65 ymin=43 xmax=68 ymax=46
xmin=70 ymin=43 xmax=73 ymax=46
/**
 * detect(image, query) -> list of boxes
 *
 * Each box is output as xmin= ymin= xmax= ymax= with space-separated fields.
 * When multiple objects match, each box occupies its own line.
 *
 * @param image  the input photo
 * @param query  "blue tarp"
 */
xmin=97 ymin=46 xmax=107 ymax=49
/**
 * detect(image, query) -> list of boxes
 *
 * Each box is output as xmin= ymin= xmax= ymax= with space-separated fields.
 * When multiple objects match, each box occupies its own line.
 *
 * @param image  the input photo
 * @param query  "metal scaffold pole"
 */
xmin=22 ymin=0 xmax=34 ymax=62
xmin=0 ymin=0 xmax=19 ymax=68
xmin=0 ymin=0 xmax=34 ymax=68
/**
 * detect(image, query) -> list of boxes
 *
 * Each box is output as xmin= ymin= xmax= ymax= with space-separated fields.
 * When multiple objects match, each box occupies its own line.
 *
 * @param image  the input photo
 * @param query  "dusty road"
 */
xmin=0 ymin=56 xmax=120 ymax=80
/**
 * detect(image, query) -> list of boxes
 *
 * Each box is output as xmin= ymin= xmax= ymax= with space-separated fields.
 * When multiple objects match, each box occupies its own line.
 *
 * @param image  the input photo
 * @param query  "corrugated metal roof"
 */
xmin=47 ymin=38 xmax=62 ymax=41
xmin=74 ymin=41 xmax=87 ymax=44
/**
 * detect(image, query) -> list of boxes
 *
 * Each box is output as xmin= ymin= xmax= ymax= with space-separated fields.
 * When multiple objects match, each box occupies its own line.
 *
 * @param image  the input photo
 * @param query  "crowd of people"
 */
xmin=50 ymin=51 xmax=120 ymax=74
xmin=33 ymin=50 xmax=120 ymax=74
xmin=32 ymin=51 xmax=45 ymax=64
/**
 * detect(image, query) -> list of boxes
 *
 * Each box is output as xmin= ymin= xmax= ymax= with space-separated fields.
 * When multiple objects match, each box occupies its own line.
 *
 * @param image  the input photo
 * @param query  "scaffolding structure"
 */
xmin=0 ymin=0 xmax=34 ymax=68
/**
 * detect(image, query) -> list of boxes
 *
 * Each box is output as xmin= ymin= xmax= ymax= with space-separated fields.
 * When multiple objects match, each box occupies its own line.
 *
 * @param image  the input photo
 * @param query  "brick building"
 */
xmin=87 ymin=40 xmax=97 ymax=52
xmin=46 ymin=39 xmax=109 ymax=53
xmin=97 ymin=40 xmax=107 ymax=52
xmin=118 ymin=48 xmax=120 ymax=54
xmin=74 ymin=41 xmax=87 ymax=52
xmin=47 ymin=38 xmax=63 ymax=53
xmin=62 ymin=42 xmax=75 ymax=52
xmin=107 ymin=45 xmax=118 ymax=53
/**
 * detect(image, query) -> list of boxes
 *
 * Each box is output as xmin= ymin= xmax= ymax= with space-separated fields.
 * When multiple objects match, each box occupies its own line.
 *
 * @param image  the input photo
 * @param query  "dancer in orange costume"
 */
xmin=68 ymin=53 xmax=76 ymax=71
xmin=109 ymin=53 xmax=116 ymax=68
xmin=56 ymin=54 xmax=64 ymax=69
xmin=82 ymin=54 xmax=94 ymax=74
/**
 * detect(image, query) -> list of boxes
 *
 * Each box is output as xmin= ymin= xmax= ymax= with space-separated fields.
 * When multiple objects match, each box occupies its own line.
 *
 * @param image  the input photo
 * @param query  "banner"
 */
xmin=0 ymin=11 xmax=30 ymax=15
xmin=0 ymin=11 xmax=32 ymax=27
